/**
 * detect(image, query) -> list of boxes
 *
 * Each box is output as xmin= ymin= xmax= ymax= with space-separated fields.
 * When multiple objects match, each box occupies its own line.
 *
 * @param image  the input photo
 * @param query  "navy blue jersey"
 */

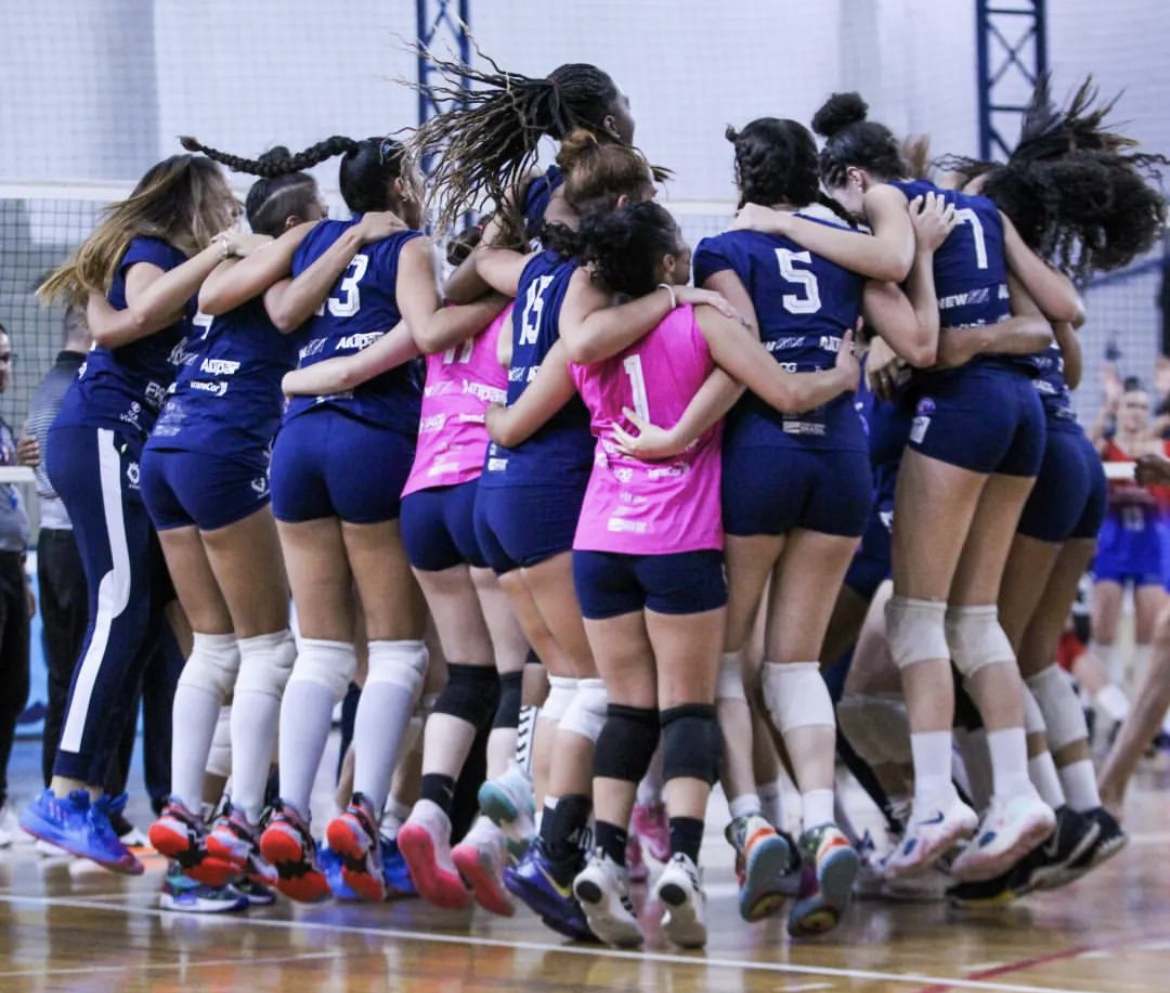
xmin=54 ymin=237 xmax=195 ymax=438
xmin=1032 ymin=342 xmax=1076 ymax=425
xmin=148 ymin=296 xmax=299 ymax=456
xmin=694 ymin=219 xmax=866 ymax=452
xmin=889 ymin=180 xmax=1011 ymax=331
xmin=480 ymin=250 xmax=592 ymax=489
xmin=523 ymin=165 xmax=564 ymax=239
xmin=285 ymin=219 xmax=423 ymax=431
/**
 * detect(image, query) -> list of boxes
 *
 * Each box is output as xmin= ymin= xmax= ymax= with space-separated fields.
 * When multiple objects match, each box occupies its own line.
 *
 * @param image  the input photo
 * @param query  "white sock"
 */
xmin=381 ymin=796 xmax=412 ymax=839
xmin=170 ymin=633 xmax=238 ymax=813
xmin=231 ymin=630 xmax=295 ymax=823
xmin=1096 ymin=683 xmax=1131 ymax=723
xmin=1028 ymin=753 xmax=1065 ymax=808
xmin=636 ymin=744 xmax=664 ymax=805
xmin=758 ymin=778 xmax=784 ymax=830
xmin=801 ymin=788 xmax=835 ymax=830
xmin=1091 ymin=641 xmax=1121 ymax=683
xmin=352 ymin=640 xmax=428 ymax=815
xmin=1060 ymin=758 xmax=1101 ymax=812
xmin=987 ymin=727 xmax=1034 ymax=799
xmin=729 ymin=793 xmax=762 ymax=821
xmin=910 ymin=730 xmax=954 ymax=804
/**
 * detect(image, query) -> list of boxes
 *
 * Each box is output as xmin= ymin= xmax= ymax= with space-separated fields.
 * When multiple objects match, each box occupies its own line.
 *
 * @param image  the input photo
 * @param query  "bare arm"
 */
xmin=485 ymin=340 xmax=577 ymax=448
xmin=199 ymin=223 xmax=315 ymax=316
xmin=394 ymin=237 xmax=443 ymax=346
xmin=280 ymin=321 xmax=415 ymax=396
xmin=934 ymin=274 xmax=1054 ymax=369
xmin=1054 ymin=321 xmax=1082 ymax=390
xmin=612 ymin=368 xmax=743 ymax=461
xmin=412 ymin=294 xmax=510 ymax=355
xmin=732 ymin=185 xmax=915 ymax=282
xmin=1002 ymin=212 xmax=1085 ymax=327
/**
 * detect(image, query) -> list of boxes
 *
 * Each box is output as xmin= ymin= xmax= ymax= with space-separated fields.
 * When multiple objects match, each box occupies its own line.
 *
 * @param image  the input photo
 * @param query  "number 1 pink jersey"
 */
xmin=401 ymin=305 xmax=511 ymax=497
xmin=569 ymin=304 xmax=723 ymax=555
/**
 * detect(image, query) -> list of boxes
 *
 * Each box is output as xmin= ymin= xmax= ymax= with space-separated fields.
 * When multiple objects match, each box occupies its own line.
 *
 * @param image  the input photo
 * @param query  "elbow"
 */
xmin=269 ymin=308 xmax=301 ymax=335
xmin=198 ymin=290 xmax=227 ymax=317
xmin=907 ymin=339 xmax=938 ymax=369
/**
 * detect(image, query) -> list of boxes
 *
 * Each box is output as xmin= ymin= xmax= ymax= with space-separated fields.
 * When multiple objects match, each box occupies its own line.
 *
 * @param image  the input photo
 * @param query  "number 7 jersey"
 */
xmin=285 ymin=219 xmax=424 ymax=430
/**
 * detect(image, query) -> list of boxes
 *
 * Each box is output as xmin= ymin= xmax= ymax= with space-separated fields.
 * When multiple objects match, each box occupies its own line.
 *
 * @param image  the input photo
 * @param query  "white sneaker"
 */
xmin=884 ymin=791 xmax=978 ymax=878
xmin=573 ymin=850 xmax=643 ymax=947
xmin=951 ymin=793 xmax=1056 ymax=883
xmin=654 ymin=853 xmax=707 ymax=948
xmin=477 ymin=763 xmax=535 ymax=857
xmin=397 ymin=799 xmax=468 ymax=909
xmin=451 ymin=816 xmax=514 ymax=917
xmin=0 ymin=804 xmax=15 ymax=848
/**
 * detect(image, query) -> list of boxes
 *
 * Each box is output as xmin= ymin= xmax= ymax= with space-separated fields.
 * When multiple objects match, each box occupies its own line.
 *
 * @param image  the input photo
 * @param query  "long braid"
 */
xmin=179 ymin=135 xmax=360 ymax=177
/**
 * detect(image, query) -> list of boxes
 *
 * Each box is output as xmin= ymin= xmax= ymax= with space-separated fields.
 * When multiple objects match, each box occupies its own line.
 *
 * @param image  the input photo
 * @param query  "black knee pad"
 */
xmin=433 ymin=663 xmax=500 ymax=730
xmin=661 ymin=703 xmax=722 ymax=785
xmin=492 ymin=671 xmax=524 ymax=731
xmin=594 ymin=704 xmax=659 ymax=783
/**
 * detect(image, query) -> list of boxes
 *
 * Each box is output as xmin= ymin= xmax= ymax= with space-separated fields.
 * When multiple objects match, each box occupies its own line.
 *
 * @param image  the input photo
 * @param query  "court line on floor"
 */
xmin=0 ymin=891 xmax=1135 ymax=993
xmin=0 ymin=950 xmax=343 ymax=980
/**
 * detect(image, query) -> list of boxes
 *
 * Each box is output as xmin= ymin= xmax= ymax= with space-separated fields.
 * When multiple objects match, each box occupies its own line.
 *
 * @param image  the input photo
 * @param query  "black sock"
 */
xmin=669 ymin=816 xmax=704 ymax=864
xmin=541 ymin=793 xmax=592 ymax=866
xmin=420 ymin=773 xmax=457 ymax=814
xmin=595 ymin=820 xmax=628 ymax=867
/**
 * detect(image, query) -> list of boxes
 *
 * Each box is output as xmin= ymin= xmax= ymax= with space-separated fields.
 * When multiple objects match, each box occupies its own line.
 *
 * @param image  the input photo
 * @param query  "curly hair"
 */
xmin=578 ymin=200 xmax=680 ymax=299
xmin=937 ymin=76 xmax=1168 ymax=282
xmin=812 ymin=92 xmax=910 ymax=188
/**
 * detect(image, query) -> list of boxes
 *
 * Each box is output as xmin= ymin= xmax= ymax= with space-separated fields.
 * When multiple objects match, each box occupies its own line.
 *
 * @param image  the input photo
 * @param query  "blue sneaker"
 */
xmin=21 ymin=789 xmax=143 ymax=875
xmin=381 ymin=835 xmax=418 ymax=899
xmin=320 ymin=843 xmax=357 ymax=900
xmin=159 ymin=865 xmax=248 ymax=913
xmin=504 ymin=841 xmax=594 ymax=941
xmin=787 ymin=824 xmax=859 ymax=938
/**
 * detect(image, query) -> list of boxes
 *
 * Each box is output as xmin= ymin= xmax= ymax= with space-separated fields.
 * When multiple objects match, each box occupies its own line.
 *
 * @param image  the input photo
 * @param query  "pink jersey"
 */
xmin=570 ymin=304 xmax=723 ymax=554
xmin=402 ymin=305 xmax=511 ymax=496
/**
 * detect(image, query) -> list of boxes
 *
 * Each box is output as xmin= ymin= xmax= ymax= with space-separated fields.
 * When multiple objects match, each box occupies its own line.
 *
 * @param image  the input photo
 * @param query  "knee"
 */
xmin=433 ymin=663 xmax=499 ymax=730
xmin=235 ymin=630 xmax=296 ymax=700
xmin=366 ymin=639 xmax=429 ymax=700
xmin=559 ymin=677 xmax=608 ymax=742
xmin=287 ymin=638 xmax=357 ymax=701
xmin=177 ymin=632 xmax=241 ymax=702
xmin=945 ymin=605 xmax=1015 ymax=679
xmin=594 ymin=704 xmax=659 ymax=782
xmin=886 ymin=595 xmax=949 ymax=669
xmin=661 ymin=703 xmax=722 ymax=785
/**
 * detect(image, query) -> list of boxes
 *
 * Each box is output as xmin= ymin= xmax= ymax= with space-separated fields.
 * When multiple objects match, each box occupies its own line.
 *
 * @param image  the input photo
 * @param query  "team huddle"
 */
xmin=17 ymin=52 xmax=1169 ymax=949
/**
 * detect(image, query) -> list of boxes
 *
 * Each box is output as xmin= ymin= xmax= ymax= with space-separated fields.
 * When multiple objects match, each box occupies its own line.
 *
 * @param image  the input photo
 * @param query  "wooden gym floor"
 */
xmin=1 ymin=737 xmax=1167 ymax=993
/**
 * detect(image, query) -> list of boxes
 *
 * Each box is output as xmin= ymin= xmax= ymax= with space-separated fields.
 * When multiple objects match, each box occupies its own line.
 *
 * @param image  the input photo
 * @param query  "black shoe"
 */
xmin=1017 ymin=806 xmax=1100 ymax=892
xmin=1063 ymin=807 xmax=1128 ymax=878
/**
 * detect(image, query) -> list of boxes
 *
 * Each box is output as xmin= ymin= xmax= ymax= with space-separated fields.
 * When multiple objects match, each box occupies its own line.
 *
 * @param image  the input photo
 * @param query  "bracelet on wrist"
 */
xmin=657 ymin=282 xmax=677 ymax=310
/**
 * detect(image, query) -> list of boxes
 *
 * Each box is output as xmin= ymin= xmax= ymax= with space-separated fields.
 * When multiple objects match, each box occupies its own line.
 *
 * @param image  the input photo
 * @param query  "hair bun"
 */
xmin=259 ymin=145 xmax=292 ymax=164
xmin=556 ymin=128 xmax=602 ymax=171
xmin=812 ymin=92 xmax=869 ymax=138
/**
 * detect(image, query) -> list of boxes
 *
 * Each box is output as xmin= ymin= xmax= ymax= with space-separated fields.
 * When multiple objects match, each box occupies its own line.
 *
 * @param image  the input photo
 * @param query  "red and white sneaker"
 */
xmin=259 ymin=800 xmax=330 ymax=903
xmin=452 ymin=815 xmax=513 ymax=916
xmin=325 ymin=792 xmax=385 ymax=902
xmin=398 ymin=799 xmax=468 ymax=910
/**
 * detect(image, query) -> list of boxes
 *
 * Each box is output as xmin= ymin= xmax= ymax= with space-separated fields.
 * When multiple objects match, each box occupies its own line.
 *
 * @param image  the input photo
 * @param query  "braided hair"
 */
xmin=726 ymin=118 xmax=856 ymax=227
xmin=228 ymin=146 xmax=321 ymax=237
xmin=180 ymin=134 xmax=408 ymax=216
xmin=402 ymin=49 xmax=643 ymax=236
xmin=937 ymin=76 xmax=1168 ymax=282
xmin=812 ymin=92 xmax=910 ymax=188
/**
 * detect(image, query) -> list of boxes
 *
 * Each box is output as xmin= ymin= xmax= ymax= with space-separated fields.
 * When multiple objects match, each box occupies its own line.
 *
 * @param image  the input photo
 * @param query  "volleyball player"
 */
xmin=22 ymin=155 xmax=239 ymax=872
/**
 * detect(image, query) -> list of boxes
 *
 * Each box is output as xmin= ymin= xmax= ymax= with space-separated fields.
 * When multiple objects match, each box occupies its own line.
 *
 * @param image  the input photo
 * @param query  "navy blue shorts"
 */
xmin=140 ymin=446 xmax=270 ymax=532
xmin=1016 ymin=423 xmax=1107 ymax=543
xmin=722 ymin=444 xmax=872 ymax=538
xmin=270 ymin=411 xmax=415 ymax=524
xmin=572 ymin=549 xmax=728 ymax=620
xmin=474 ymin=481 xmax=586 ymax=574
xmin=1094 ymin=514 xmax=1163 ymax=587
xmin=400 ymin=479 xmax=487 ymax=571
xmin=908 ymin=365 xmax=1046 ymax=477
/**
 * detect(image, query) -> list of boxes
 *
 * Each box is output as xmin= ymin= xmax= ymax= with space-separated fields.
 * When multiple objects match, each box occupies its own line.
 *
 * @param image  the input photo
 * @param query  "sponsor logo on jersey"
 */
xmin=251 ymin=475 xmax=269 ymax=496
xmin=419 ymin=414 xmax=446 ymax=433
xmin=462 ymin=381 xmax=507 ymax=403
xmin=916 ymin=397 xmax=936 ymax=416
xmin=607 ymin=517 xmax=648 ymax=534
xmin=487 ymin=457 xmax=508 ymax=473
xmin=200 ymin=358 xmax=240 ymax=376
xmin=765 ymin=336 xmax=807 ymax=352
xmin=424 ymin=382 xmax=456 ymax=398
xmin=782 ymin=420 xmax=826 ymax=436
xmin=818 ymin=335 xmax=842 ymax=353
xmin=300 ymin=338 xmax=327 ymax=360
xmin=126 ymin=461 xmax=140 ymax=488
xmin=647 ymin=464 xmax=687 ymax=480
xmin=910 ymin=416 xmax=931 ymax=445
xmin=145 ymin=382 xmax=168 ymax=410
xmin=336 ymin=332 xmax=384 ymax=351
xmin=120 ymin=401 xmax=142 ymax=428
xmin=190 ymin=379 xmax=228 ymax=397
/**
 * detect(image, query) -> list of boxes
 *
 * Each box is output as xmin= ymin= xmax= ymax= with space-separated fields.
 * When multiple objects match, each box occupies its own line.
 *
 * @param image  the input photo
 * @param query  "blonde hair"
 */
xmin=39 ymin=155 xmax=234 ymax=307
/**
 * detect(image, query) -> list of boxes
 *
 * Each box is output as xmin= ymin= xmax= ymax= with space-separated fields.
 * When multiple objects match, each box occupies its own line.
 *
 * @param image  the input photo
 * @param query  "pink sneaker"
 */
xmin=631 ymin=802 xmax=670 ymax=863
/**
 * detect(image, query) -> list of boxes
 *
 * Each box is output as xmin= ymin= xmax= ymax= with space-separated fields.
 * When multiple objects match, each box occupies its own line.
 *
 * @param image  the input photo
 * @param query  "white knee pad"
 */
xmin=206 ymin=705 xmax=233 ymax=779
xmin=1027 ymin=665 xmax=1088 ymax=751
xmin=1022 ymin=684 xmax=1047 ymax=737
xmin=885 ymin=596 xmax=949 ymax=669
xmin=367 ymin=640 xmax=429 ymax=699
xmin=287 ymin=638 xmax=357 ymax=701
xmin=716 ymin=652 xmax=746 ymax=702
xmin=542 ymin=675 xmax=578 ymax=723
xmin=559 ymin=677 xmax=608 ymax=742
xmin=762 ymin=661 xmax=835 ymax=733
xmin=837 ymin=691 xmax=912 ymax=766
xmin=235 ymin=629 xmax=297 ymax=700
xmin=945 ymin=605 xmax=1015 ymax=678
xmin=178 ymin=632 xmax=241 ymax=701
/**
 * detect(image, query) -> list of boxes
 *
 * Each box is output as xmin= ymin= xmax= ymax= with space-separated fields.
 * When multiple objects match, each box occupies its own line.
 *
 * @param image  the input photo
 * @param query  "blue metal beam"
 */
xmin=976 ymin=0 xmax=1048 ymax=160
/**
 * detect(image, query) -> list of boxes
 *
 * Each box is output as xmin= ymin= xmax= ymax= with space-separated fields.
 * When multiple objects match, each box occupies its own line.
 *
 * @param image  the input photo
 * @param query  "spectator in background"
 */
xmin=0 ymin=321 xmax=33 ymax=847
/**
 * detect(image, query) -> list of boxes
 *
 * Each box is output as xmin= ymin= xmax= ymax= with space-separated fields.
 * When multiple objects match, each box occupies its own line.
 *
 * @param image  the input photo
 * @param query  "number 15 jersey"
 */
xmin=694 ymin=217 xmax=866 ymax=453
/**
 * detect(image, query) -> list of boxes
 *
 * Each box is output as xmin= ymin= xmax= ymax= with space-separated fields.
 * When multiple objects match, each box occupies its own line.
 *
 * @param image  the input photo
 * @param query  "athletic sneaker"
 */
xmin=259 ymin=800 xmax=330 ymax=903
xmin=950 ymin=793 xmax=1056 ymax=883
xmin=478 ymin=764 xmax=536 ymax=858
xmin=20 ymin=789 xmax=143 ymax=875
xmin=159 ymin=864 xmax=248 ymax=913
xmin=1018 ymin=806 xmax=1101 ymax=892
xmin=452 ymin=816 xmax=513 ymax=916
xmin=1066 ymin=806 xmax=1128 ymax=875
xmin=319 ymin=843 xmax=356 ymax=900
xmin=631 ymin=802 xmax=671 ymax=863
xmin=35 ymin=838 xmax=70 ymax=858
xmin=380 ymin=835 xmax=418 ymax=899
xmin=397 ymin=799 xmax=468 ymax=910
xmin=851 ymin=831 xmax=887 ymax=899
xmin=504 ymin=840 xmax=594 ymax=941
xmin=725 ymin=813 xmax=795 ymax=922
xmin=206 ymin=803 xmax=277 ymax=886
xmin=654 ymin=853 xmax=707 ymax=949
xmin=233 ymin=878 xmax=277 ymax=906
xmin=626 ymin=831 xmax=649 ymax=884
xmin=787 ymin=824 xmax=859 ymax=938
xmin=883 ymin=791 xmax=978 ymax=878
xmin=325 ymin=793 xmax=385 ymax=903
xmin=573 ymin=849 xmax=643 ymax=947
